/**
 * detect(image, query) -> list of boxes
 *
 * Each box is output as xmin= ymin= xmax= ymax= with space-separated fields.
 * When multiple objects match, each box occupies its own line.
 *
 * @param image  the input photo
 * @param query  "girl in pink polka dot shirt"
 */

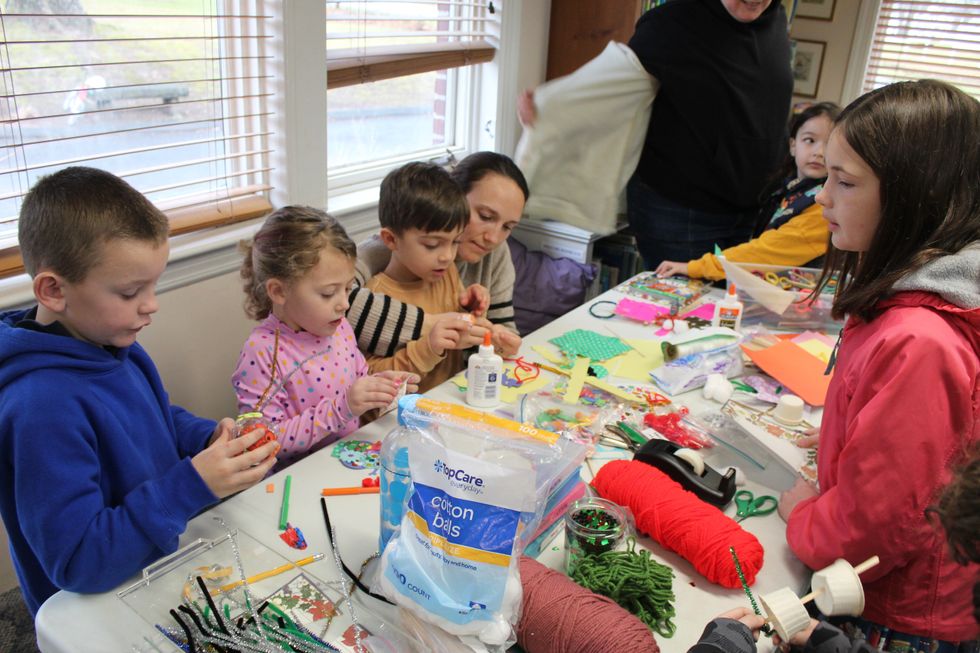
xmin=233 ymin=206 xmax=419 ymax=471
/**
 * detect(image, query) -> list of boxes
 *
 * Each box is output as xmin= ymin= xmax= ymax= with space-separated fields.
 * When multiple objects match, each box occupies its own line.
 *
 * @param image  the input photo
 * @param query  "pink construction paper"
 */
xmin=654 ymin=302 xmax=717 ymax=336
xmin=683 ymin=303 xmax=717 ymax=320
xmin=614 ymin=298 xmax=671 ymax=323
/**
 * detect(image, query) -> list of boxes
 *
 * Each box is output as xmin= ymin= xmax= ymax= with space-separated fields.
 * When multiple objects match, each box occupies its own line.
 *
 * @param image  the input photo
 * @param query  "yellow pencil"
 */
xmin=534 ymin=362 xmax=569 ymax=376
xmin=213 ymin=552 xmax=324 ymax=594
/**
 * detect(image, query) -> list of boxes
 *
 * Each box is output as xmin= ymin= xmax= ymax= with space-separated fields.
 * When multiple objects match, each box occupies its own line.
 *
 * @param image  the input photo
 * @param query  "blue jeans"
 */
xmin=827 ymin=616 xmax=978 ymax=653
xmin=627 ymin=175 xmax=757 ymax=270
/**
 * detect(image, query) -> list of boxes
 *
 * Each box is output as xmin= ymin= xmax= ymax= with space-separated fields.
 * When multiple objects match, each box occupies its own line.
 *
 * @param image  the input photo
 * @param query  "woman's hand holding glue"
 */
xmin=490 ymin=324 xmax=522 ymax=358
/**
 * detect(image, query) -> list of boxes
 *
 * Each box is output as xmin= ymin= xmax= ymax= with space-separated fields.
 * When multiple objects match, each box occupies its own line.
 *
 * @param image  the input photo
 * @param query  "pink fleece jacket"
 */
xmin=786 ymin=291 xmax=979 ymax=641
xmin=233 ymin=314 xmax=367 ymax=472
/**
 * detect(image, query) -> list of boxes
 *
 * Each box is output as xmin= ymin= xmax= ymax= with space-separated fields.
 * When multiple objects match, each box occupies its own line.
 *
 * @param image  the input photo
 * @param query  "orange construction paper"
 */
xmin=741 ymin=340 xmax=833 ymax=406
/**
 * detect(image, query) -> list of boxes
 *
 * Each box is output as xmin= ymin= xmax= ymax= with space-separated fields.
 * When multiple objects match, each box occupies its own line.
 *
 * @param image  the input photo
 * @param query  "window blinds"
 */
xmin=325 ymin=0 xmax=500 ymax=89
xmin=0 ymin=2 xmax=274 ymax=266
xmin=864 ymin=1 xmax=980 ymax=99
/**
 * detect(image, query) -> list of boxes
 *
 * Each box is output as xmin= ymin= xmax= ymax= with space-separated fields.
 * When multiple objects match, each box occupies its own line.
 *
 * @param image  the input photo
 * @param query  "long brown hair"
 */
xmin=815 ymin=80 xmax=980 ymax=321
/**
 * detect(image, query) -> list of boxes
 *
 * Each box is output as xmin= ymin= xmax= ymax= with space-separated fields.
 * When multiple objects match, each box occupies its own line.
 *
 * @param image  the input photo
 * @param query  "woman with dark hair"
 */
xmin=348 ymin=151 xmax=528 ymax=358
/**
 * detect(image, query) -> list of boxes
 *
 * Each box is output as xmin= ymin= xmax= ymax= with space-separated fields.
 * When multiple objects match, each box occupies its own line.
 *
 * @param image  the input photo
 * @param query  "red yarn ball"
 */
xmin=591 ymin=459 xmax=764 ymax=588
xmin=517 ymin=556 xmax=660 ymax=653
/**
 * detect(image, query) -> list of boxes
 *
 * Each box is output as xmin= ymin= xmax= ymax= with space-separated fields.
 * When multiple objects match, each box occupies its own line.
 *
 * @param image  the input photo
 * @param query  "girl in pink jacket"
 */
xmin=779 ymin=80 xmax=980 ymax=649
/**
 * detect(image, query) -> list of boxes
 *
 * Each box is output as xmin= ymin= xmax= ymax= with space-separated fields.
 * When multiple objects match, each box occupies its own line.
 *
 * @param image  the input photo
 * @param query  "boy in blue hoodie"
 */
xmin=0 ymin=167 xmax=279 ymax=616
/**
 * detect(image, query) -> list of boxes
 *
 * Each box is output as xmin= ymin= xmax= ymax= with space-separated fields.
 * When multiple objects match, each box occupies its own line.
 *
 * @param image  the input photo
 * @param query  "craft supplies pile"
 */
xmin=106 ymin=272 xmax=854 ymax=653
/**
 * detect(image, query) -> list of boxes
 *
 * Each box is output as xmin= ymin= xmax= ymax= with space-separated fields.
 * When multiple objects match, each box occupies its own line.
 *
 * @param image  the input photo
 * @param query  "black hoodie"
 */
xmin=629 ymin=0 xmax=793 ymax=213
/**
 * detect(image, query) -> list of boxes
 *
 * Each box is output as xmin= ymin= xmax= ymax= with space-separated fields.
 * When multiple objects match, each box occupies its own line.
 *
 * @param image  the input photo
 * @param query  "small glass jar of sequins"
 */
xmin=564 ymin=497 xmax=633 ymax=575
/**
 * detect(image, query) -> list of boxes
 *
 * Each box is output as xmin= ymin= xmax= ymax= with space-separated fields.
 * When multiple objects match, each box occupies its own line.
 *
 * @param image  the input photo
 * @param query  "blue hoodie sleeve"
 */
xmin=8 ymin=374 xmax=218 ymax=595
xmin=170 ymin=404 xmax=217 ymax=458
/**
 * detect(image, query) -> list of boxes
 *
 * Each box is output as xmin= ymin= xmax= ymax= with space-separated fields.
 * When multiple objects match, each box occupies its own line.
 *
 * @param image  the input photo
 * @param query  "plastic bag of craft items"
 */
xmin=650 ymin=327 xmax=742 ymax=395
xmin=516 ymin=382 xmax=623 ymax=449
xmin=376 ymin=395 xmax=586 ymax=651
xmin=650 ymin=341 xmax=744 ymax=395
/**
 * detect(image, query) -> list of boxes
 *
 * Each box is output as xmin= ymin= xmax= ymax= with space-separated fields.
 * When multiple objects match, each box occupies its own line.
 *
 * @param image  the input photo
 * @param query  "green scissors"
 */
xmin=733 ymin=490 xmax=778 ymax=523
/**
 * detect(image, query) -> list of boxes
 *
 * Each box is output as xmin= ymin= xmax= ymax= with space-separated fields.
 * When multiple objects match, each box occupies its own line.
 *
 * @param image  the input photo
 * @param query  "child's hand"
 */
xmin=192 ymin=427 xmax=279 ymax=499
xmin=794 ymin=426 xmax=820 ymax=449
xmin=374 ymin=370 xmax=420 ymax=394
xmin=460 ymin=316 xmax=492 ymax=349
xmin=208 ymin=417 xmax=235 ymax=446
xmin=517 ymin=88 xmax=537 ymax=127
xmin=778 ymin=477 xmax=819 ymax=522
xmin=459 ymin=284 xmax=490 ymax=317
xmin=347 ymin=373 xmax=418 ymax=416
xmin=424 ymin=311 xmax=471 ymax=336
xmin=491 ymin=324 xmax=522 ymax=358
xmin=655 ymin=261 xmax=689 ymax=278
xmin=428 ymin=313 xmax=471 ymax=355
xmin=773 ymin=618 xmax=820 ymax=649
xmin=715 ymin=607 xmax=768 ymax=640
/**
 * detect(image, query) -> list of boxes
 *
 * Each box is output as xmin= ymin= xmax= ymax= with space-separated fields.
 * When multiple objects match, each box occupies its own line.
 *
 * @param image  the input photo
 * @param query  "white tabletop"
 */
xmin=36 ymin=278 xmax=810 ymax=653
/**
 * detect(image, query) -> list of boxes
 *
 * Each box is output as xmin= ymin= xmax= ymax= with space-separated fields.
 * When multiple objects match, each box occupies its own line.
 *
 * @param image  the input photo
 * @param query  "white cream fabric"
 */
xmin=515 ymin=42 xmax=658 ymax=235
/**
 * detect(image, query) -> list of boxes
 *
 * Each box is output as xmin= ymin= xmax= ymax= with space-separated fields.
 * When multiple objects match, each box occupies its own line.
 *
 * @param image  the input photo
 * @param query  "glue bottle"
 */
xmin=712 ymin=283 xmax=744 ymax=331
xmin=466 ymin=331 xmax=503 ymax=408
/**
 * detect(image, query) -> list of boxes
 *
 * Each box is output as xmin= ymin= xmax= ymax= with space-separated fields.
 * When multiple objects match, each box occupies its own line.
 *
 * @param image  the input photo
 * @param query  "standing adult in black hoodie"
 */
xmin=626 ymin=0 xmax=793 ymax=269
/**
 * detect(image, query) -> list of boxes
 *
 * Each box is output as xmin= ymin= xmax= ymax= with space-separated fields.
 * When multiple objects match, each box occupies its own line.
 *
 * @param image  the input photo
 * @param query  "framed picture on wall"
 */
xmin=796 ymin=0 xmax=836 ymax=21
xmin=791 ymin=39 xmax=826 ymax=98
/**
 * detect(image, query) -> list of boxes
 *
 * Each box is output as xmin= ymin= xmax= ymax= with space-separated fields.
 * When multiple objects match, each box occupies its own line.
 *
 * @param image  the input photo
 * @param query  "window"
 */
xmin=0 ymin=1 xmax=273 ymax=276
xmin=862 ymin=1 xmax=980 ymax=99
xmin=325 ymin=0 xmax=499 ymax=194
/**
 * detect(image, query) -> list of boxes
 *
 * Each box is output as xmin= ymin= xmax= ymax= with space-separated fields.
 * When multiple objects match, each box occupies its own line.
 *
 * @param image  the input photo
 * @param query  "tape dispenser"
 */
xmin=634 ymin=439 xmax=736 ymax=507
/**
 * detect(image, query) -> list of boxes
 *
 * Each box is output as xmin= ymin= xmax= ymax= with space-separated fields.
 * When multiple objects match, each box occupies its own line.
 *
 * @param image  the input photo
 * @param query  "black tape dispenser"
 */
xmin=634 ymin=439 xmax=736 ymax=507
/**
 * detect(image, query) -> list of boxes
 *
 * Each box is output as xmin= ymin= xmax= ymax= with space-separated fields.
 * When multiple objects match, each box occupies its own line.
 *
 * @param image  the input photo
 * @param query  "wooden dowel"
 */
xmin=799 ymin=588 xmax=824 ymax=605
xmin=852 ymin=555 xmax=879 ymax=575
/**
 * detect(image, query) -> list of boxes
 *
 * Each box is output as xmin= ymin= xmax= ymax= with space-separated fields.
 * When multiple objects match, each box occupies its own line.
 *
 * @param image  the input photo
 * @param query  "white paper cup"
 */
xmin=760 ymin=587 xmax=811 ymax=642
xmin=772 ymin=394 xmax=804 ymax=425
xmin=812 ymin=558 xmax=866 ymax=616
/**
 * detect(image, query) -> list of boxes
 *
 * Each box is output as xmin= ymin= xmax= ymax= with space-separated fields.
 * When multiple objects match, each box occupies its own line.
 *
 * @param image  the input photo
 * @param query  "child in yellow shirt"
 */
xmin=656 ymin=102 xmax=840 ymax=280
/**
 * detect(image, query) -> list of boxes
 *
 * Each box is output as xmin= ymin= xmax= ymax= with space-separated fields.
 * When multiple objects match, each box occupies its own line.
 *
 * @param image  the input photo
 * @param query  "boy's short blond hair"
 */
xmin=18 ymin=166 xmax=169 ymax=281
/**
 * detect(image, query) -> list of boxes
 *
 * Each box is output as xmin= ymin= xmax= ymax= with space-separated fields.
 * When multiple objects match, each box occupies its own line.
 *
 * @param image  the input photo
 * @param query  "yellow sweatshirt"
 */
xmin=686 ymin=202 xmax=828 ymax=281
xmin=364 ymin=265 xmax=465 ymax=393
